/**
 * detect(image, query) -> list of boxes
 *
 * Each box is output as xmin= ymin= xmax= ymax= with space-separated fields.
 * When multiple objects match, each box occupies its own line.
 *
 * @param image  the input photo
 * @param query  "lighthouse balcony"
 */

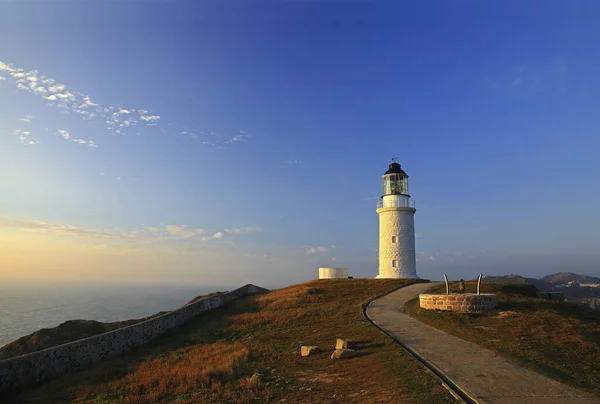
xmin=377 ymin=199 xmax=415 ymax=209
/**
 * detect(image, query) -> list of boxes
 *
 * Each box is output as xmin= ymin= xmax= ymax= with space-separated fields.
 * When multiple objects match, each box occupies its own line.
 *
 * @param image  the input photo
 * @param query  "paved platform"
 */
xmin=366 ymin=282 xmax=600 ymax=404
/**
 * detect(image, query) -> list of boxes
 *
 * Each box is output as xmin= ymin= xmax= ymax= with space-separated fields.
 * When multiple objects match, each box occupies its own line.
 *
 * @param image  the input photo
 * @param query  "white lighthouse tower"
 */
xmin=376 ymin=159 xmax=418 ymax=279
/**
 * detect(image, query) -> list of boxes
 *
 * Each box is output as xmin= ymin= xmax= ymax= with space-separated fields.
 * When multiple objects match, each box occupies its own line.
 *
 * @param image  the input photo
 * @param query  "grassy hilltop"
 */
xmin=8 ymin=279 xmax=454 ymax=404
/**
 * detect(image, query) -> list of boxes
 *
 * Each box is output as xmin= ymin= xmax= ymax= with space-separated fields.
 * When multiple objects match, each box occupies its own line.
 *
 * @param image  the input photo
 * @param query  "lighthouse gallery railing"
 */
xmin=376 ymin=199 xmax=416 ymax=209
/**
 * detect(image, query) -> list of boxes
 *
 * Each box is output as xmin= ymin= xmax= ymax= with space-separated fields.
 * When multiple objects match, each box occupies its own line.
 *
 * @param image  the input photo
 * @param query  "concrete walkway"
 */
xmin=366 ymin=282 xmax=600 ymax=404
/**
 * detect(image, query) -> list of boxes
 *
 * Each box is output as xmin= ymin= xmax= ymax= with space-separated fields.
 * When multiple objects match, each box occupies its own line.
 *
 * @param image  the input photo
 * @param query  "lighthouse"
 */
xmin=376 ymin=160 xmax=418 ymax=279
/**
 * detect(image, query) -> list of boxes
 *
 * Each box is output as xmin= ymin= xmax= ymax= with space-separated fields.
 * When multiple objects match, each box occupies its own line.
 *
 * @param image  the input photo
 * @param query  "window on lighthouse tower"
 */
xmin=392 ymin=260 xmax=397 ymax=267
xmin=392 ymin=235 xmax=397 ymax=243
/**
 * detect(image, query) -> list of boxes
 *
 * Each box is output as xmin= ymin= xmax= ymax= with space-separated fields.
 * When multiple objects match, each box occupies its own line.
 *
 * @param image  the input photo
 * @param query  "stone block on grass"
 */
xmin=331 ymin=348 xmax=356 ymax=360
xmin=301 ymin=345 xmax=320 ymax=357
xmin=335 ymin=338 xmax=356 ymax=350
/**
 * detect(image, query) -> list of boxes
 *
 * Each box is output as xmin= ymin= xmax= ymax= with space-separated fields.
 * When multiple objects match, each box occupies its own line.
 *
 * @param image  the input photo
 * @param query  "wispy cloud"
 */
xmin=141 ymin=223 xmax=258 ymax=242
xmin=163 ymin=225 xmax=207 ymax=239
xmin=225 ymin=130 xmax=249 ymax=144
xmin=139 ymin=115 xmax=160 ymax=124
xmin=225 ymin=225 xmax=262 ymax=234
xmin=0 ymin=59 xmax=254 ymax=148
xmin=175 ymin=131 xmax=197 ymax=138
xmin=1 ymin=217 xmax=262 ymax=248
xmin=305 ymin=246 xmax=329 ymax=255
xmin=197 ymin=130 xmax=252 ymax=149
xmin=56 ymin=129 xmax=97 ymax=148
xmin=0 ymin=218 xmax=138 ymax=240
xmin=284 ymin=159 xmax=305 ymax=166
xmin=14 ymin=129 xmax=36 ymax=145
xmin=19 ymin=115 xmax=33 ymax=123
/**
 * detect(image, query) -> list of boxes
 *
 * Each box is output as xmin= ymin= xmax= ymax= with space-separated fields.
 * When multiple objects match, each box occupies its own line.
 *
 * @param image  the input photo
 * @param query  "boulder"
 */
xmin=301 ymin=345 xmax=320 ymax=357
xmin=335 ymin=338 xmax=356 ymax=350
xmin=331 ymin=348 xmax=356 ymax=360
xmin=248 ymin=373 xmax=263 ymax=387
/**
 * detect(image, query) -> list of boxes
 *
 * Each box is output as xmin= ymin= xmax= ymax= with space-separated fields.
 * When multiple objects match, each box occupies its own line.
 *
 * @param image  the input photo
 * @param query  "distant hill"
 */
xmin=542 ymin=272 xmax=600 ymax=285
xmin=483 ymin=274 xmax=550 ymax=292
xmin=483 ymin=274 xmax=538 ymax=285
xmin=483 ymin=272 xmax=600 ymax=301
xmin=484 ymin=274 xmax=530 ymax=284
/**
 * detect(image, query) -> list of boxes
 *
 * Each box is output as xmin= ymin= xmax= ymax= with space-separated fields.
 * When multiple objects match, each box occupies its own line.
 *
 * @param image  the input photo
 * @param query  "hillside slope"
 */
xmin=9 ymin=279 xmax=455 ymax=404
xmin=483 ymin=274 xmax=550 ymax=291
xmin=0 ymin=292 xmax=224 ymax=360
xmin=483 ymin=272 xmax=600 ymax=301
xmin=542 ymin=272 xmax=600 ymax=284
xmin=0 ymin=317 xmax=161 ymax=361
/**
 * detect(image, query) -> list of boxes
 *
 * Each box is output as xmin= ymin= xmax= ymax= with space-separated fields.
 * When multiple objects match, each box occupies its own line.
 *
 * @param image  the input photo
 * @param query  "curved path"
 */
xmin=366 ymin=282 xmax=599 ymax=404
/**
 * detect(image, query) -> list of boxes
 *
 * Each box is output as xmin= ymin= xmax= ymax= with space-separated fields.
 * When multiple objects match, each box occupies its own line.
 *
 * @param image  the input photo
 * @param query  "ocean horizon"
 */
xmin=0 ymin=280 xmax=233 ymax=349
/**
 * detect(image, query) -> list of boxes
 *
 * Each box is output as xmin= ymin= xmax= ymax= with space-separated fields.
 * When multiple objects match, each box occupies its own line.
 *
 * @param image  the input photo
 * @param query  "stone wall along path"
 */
xmin=419 ymin=293 xmax=498 ymax=313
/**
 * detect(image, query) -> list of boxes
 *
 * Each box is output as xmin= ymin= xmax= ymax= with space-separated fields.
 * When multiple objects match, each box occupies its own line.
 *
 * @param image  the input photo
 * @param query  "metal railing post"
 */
xmin=477 ymin=274 xmax=483 ymax=295
xmin=444 ymin=274 xmax=449 ymax=295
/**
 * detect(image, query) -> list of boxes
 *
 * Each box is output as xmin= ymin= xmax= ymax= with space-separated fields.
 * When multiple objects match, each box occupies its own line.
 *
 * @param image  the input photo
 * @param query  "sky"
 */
xmin=1 ymin=1 xmax=599 ymax=288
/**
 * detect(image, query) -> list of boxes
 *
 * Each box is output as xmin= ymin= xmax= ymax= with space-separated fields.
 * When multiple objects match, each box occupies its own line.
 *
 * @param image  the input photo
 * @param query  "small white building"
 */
xmin=319 ymin=267 xmax=349 ymax=279
xmin=376 ymin=160 xmax=419 ymax=279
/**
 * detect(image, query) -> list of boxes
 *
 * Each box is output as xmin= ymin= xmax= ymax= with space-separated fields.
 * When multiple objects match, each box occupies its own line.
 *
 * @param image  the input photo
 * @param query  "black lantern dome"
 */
xmin=382 ymin=161 xmax=409 ymax=196
xmin=384 ymin=162 xmax=408 ymax=177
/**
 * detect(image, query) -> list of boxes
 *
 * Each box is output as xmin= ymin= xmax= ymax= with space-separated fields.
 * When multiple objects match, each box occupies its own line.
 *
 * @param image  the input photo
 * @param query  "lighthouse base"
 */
xmin=376 ymin=273 xmax=420 ymax=279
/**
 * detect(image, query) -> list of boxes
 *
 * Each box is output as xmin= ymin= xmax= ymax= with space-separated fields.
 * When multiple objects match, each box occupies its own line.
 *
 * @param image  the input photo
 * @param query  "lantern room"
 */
xmin=382 ymin=161 xmax=409 ymax=196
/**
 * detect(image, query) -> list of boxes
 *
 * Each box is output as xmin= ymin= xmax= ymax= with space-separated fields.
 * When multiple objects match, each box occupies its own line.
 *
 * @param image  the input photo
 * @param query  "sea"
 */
xmin=0 ymin=281 xmax=225 ymax=348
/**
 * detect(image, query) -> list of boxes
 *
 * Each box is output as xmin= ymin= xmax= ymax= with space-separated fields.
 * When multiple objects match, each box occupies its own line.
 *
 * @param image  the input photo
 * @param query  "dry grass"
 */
xmin=405 ymin=282 xmax=600 ymax=397
xmin=75 ymin=342 xmax=249 ymax=403
xmin=9 ymin=279 xmax=455 ymax=404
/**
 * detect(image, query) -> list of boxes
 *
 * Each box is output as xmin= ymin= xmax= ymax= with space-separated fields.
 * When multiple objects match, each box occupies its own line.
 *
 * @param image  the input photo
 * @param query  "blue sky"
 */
xmin=1 ymin=1 xmax=599 ymax=287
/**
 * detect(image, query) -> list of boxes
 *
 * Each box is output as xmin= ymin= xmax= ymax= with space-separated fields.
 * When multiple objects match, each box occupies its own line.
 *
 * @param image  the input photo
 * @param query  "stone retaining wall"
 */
xmin=419 ymin=293 xmax=498 ymax=313
xmin=0 ymin=284 xmax=267 ymax=396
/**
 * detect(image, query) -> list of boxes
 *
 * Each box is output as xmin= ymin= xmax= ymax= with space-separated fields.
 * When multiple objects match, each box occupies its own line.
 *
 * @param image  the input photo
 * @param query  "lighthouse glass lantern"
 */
xmin=379 ymin=162 xmax=412 ymax=209
xmin=376 ymin=160 xmax=418 ymax=279
xmin=382 ymin=170 xmax=409 ymax=196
